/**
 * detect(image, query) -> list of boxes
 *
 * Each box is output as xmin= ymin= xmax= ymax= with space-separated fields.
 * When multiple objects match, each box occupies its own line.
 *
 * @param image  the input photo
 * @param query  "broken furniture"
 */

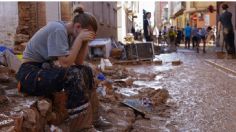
xmin=122 ymin=42 xmax=154 ymax=61
xmin=88 ymin=38 xmax=112 ymax=58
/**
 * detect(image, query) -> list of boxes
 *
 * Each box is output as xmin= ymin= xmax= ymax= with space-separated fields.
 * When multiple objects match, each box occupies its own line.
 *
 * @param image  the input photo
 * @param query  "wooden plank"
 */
xmin=113 ymin=59 xmax=162 ymax=65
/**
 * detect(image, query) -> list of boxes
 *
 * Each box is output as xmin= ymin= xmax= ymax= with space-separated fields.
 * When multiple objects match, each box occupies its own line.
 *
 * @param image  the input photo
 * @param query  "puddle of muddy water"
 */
xmin=116 ymin=88 xmax=140 ymax=97
xmin=128 ymin=64 xmax=173 ymax=74
xmin=133 ymin=81 xmax=162 ymax=88
xmin=116 ymin=75 xmax=164 ymax=97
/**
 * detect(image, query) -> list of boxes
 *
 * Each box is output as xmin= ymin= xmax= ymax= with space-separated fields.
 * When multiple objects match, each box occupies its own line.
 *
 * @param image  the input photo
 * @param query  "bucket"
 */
xmin=16 ymin=54 xmax=23 ymax=60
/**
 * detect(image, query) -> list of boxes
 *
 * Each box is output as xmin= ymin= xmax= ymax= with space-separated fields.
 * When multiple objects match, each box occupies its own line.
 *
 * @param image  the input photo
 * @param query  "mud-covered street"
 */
xmin=1 ymin=48 xmax=236 ymax=132
xmin=1 ymin=1 xmax=236 ymax=132
xmin=161 ymin=51 xmax=236 ymax=131
xmin=128 ymin=49 xmax=236 ymax=131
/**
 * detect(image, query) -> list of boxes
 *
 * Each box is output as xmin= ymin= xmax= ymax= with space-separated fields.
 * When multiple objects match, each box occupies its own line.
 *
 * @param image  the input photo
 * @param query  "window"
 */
xmin=94 ymin=2 xmax=103 ymax=24
xmin=91 ymin=3 xmax=94 ymax=14
xmin=113 ymin=8 xmax=117 ymax=28
xmin=190 ymin=2 xmax=195 ymax=8
xmin=107 ymin=3 xmax=111 ymax=26
xmin=101 ymin=2 xmax=105 ymax=24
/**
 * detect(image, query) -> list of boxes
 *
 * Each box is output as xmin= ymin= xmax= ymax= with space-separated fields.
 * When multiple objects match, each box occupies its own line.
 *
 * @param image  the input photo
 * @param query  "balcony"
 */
xmin=173 ymin=2 xmax=186 ymax=17
xmin=194 ymin=2 xmax=216 ymax=9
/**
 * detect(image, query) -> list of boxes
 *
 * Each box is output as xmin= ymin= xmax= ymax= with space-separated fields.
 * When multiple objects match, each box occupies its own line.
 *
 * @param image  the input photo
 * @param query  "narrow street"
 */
xmin=160 ymin=50 xmax=236 ymax=131
xmin=1 ymin=47 xmax=236 ymax=131
xmin=0 ymin=1 xmax=236 ymax=132
xmin=125 ymin=48 xmax=236 ymax=131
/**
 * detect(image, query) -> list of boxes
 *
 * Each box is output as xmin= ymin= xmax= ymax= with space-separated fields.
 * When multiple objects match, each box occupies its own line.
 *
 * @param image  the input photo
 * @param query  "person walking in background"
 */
xmin=176 ymin=27 xmax=183 ymax=47
xmin=218 ymin=4 xmax=235 ymax=56
xmin=192 ymin=25 xmax=199 ymax=49
xmin=184 ymin=23 xmax=192 ymax=48
xmin=195 ymin=28 xmax=202 ymax=53
xmin=162 ymin=26 xmax=168 ymax=36
xmin=168 ymin=26 xmax=177 ymax=52
xmin=199 ymin=26 xmax=207 ymax=53
xmin=143 ymin=12 xmax=153 ymax=41
xmin=152 ymin=25 xmax=159 ymax=44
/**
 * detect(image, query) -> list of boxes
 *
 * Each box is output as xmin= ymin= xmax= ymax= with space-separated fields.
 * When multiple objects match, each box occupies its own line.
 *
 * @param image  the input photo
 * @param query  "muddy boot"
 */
xmin=94 ymin=116 xmax=112 ymax=129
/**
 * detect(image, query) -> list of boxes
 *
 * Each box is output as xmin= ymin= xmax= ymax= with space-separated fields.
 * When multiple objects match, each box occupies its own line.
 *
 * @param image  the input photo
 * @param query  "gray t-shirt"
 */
xmin=23 ymin=21 xmax=70 ymax=62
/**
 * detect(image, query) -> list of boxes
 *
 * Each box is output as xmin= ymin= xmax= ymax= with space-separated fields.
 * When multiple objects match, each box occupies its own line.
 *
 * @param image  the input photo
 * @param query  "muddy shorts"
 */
xmin=16 ymin=62 xmax=95 ymax=117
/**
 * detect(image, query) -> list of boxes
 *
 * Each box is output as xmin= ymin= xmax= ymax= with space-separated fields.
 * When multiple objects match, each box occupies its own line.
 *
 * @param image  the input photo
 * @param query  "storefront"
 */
xmin=188 ymin=10 xmax=216 ymax=28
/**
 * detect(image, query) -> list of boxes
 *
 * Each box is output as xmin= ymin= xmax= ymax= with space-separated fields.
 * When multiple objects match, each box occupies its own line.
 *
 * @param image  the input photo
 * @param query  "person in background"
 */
xmin=184 ymin=23 xmax=192 ymax=48
xmin=162 ymin=26 xmax=168 ymax=36
xmin=192 ymin=24 xmax=199 ymax=49
xmin=152 ymin=25 xmax=159 ymax=44
xmin=195 ymin=28 xmax=202 ymax=53
xmin=168 ymin=26 xmax=177 ymax=52
xmin=143 ymin=12 xmax=153 ymax=41
xmin=176 ymin=27 xmax=183 ymax=47
xmin=199 ymin=26 xmax=207 ymax=53
xmin=218 ymin=3 xmax=235 ymax=56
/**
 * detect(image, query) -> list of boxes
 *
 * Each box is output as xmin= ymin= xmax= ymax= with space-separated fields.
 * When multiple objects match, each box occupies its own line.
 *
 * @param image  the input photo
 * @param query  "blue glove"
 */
xmin=97 ymin=73 xmax=106 ymax=81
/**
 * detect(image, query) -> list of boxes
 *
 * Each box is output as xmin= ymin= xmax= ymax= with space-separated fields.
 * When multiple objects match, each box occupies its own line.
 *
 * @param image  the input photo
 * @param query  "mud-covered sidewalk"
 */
xmin=1 ymin=48 xmax=236 ymax=132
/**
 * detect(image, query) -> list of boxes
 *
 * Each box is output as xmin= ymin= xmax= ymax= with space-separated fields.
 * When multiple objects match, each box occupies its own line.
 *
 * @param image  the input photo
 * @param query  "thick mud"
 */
xmin=1 ymin=48 xmax=236 ymax=131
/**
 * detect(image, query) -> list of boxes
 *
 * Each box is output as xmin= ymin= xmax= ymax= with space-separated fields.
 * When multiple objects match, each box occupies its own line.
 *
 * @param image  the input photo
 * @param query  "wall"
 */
xmin=195 ymin=12 xmax=216 ymax=28
xmin=61 ymin=2 xmax=72 ymax=22
xmin=17 ymin=2 xmax=46 ymax=38
xmin=0 ymin=2 xmax=18 ymax=46
xmin=195 ymin=2 xmax=216 ymax=8
xmin=154 ymin=2 xmax=168 ymax=28
xmin=73 ymin=2 xmax=118 ymax=40
xmin=45 ymin=2 xmax=61 ymax=22
xmin=117 ymin=1 xmax=126 ymax=42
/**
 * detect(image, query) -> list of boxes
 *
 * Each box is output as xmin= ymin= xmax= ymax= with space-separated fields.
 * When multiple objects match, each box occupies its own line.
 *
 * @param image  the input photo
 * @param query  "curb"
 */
xmin=205 ymin=59 xmax=236 ymax=76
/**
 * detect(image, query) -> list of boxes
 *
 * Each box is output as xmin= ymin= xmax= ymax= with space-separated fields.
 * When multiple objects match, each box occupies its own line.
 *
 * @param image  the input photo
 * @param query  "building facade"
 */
xmin=184 ymin=2 xmax=216 ymax=28
xmin=72 ymin=2 xmax=118 ymax=40
xmin=169 ymin=2 xmax=216 ymax=28
xmin=116 ymin=1 xmax=139 ymax=42
xmin=154 ymin=1 xmax=168 ymax=29
xmin=0 ymin=2 xmax=122 ymax=48
xmin=0 ymin=2 xmax=18 ymax=46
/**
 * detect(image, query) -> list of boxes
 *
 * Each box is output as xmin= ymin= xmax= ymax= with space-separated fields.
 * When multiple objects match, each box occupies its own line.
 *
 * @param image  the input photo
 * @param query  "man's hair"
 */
xmin=146 ymin=12 xmax=151 ymax=18
xmin=222 ymin=4 xmax=229 ymax=10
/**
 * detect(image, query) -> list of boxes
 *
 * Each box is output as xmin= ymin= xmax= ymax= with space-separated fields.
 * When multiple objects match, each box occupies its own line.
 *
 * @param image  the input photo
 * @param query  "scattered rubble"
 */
xmin=0 ymin=114 xmax=14 ymax=129
xmin=0 ymin=56 xmax=174 ymax=131
xmin=0 ymin=74 xmax=10 ymax=83
xmin=14 ymin=42 xmax=27 ymax=54
xmin=100 ymin=58 xmax=113 ymax=72
xmin=0 ymin=95 xmax=9 ymax=105
xmin=14 ymin=34 xmax=29 ymax=45
xmin=172 ymin=59 xmax=182 ymax=66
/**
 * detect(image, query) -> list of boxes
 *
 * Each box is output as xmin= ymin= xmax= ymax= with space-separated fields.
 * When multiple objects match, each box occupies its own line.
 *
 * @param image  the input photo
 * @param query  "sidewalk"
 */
xmin=205 ymin=58 xmax=236 ymax=76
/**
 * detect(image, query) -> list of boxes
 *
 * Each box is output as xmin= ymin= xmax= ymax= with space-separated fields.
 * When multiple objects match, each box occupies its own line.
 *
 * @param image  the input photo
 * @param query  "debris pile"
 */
xmin=14 ymin=34 xmax=29 ymax=54
xmin=0 ymin=57 xmax=173 ymax=131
